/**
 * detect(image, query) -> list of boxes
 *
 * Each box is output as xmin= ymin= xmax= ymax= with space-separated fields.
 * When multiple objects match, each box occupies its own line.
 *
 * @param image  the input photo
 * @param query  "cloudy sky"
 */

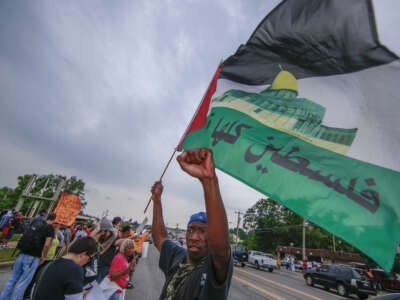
xmin=0 ymin=0 xmax=399 ymax=228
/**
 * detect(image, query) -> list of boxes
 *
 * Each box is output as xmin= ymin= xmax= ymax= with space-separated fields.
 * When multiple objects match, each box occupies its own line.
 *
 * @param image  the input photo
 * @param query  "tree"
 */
xmin=0 ymin=174 xmax=87 ymax=214
xmin=243 ymin=198 xmax=361 ymax=256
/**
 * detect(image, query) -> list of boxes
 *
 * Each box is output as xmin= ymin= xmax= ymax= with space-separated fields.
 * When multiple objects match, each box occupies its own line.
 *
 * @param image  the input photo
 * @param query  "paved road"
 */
xmin=0 ymin=245 xmax=363 ymax=299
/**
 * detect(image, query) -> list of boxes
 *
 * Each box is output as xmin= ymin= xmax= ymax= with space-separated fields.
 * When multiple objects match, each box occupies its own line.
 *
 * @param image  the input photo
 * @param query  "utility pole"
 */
xmin=332 ymin=235 xmax=336 ymax=252
xmin=235 ymin=211 xmax=242 ymax=245
xmin=302 ymin=219 xmax=308 ymax=261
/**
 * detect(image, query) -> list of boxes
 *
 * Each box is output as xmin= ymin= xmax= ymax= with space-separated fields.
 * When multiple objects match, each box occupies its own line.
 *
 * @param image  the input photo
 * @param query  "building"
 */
xmin=276 ymin=245 xmax=363 ymax=264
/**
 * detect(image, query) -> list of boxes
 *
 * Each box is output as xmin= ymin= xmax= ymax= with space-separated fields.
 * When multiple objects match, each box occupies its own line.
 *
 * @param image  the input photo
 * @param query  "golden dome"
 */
xmin=270 ymin=71 xmax=298 ymax=93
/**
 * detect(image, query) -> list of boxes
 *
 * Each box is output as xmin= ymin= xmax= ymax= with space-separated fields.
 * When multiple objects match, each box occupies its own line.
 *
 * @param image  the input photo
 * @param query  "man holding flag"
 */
xmin=151 ymin=148 xmax=233 ymax=300
xmin=176 ymin=0 xmax=400 ymax=273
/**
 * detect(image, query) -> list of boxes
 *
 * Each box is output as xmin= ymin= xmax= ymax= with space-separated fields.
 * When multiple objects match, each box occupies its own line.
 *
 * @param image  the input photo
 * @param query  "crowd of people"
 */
xmin=0 ymin=208 xmax=151 ymax=300
xmin=0 ymin=147 xmax=234 ymax=300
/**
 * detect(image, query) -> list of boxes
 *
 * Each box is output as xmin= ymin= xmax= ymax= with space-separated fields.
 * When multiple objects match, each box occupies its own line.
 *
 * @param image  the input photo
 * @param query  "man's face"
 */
xmin=114 ymin=221 xmax=122 ymax=230
xmin=186 ymin=221 xmax=208 ymax=262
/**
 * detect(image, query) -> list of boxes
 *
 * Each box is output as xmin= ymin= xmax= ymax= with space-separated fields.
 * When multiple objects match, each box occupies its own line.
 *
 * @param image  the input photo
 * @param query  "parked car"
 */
xmin=248 ymin=250 xmax=278 ymax=272
xmin=295 ymin=260 xmax=304 ymax=270
xmin=231 ymin=245 xmax=248 ymax=267
xmin=304 ymin=264 xmax=376 ymax=299
xmin=371 ymin=269 xmax=400 ymax=292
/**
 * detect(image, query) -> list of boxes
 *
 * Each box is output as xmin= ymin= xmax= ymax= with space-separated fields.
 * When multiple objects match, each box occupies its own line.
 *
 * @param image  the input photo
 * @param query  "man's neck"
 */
xmin=63 ymin=253 xmax=80 ymax=265
xmin=185 ymin=254 xmax=205 ymax=265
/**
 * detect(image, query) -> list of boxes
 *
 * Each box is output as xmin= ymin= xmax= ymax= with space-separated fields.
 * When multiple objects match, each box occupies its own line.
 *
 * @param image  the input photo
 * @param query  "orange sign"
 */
xmin=54 ymin=193 xmax=81 ymax=226
xmin=134 ymin=232 xmax=150 ymax=254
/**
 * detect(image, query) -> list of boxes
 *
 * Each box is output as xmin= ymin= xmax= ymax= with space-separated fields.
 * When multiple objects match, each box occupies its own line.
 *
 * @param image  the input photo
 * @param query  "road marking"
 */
xmin=235 ymin=268 xmax=322 ymax=300
xmin=233 ymin=275 xmax=286 ymax=300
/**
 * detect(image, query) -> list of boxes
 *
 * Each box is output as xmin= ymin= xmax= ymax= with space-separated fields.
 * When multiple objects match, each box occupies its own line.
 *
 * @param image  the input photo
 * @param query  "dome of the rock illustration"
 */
xmin=270 ymin=70 xmax=298 ymax=94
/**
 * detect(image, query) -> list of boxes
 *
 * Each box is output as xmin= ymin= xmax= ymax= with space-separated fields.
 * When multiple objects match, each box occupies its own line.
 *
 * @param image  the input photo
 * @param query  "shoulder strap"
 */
xmin=31 ymin=260 xmax=56 ymax=300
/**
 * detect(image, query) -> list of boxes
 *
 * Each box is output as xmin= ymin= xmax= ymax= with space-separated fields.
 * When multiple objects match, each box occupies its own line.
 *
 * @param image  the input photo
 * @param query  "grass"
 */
xmin=0 ymin=248 xmax=18 ymax=263
xmin=9 ymin=234 xmax=21 ymax=242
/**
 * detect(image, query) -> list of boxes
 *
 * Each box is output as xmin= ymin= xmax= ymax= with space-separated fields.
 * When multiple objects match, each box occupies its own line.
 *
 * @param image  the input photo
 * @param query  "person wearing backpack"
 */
xmin=93 ymin=218 xmax=119 ymax=284
xmin=31 ymin=236 xmax=97 ymax=300
xmin=0 ymin=212 xmax=56 ymax=300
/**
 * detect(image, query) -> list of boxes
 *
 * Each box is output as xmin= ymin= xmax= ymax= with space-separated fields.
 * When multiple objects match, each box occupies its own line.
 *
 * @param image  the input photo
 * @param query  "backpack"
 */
xmin=17 ymin=218 xmax=47 ymax=253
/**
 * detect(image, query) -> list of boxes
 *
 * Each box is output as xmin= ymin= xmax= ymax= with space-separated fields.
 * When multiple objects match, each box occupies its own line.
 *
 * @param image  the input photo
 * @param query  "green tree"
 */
xmin=0 ymin=174 xmax=87 ymax=214
xmin=243 ymin=198 xmax=362 ymax=256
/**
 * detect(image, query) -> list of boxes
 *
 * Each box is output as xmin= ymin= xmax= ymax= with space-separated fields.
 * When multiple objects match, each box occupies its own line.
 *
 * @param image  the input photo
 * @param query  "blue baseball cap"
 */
xmin=188 ymin=212 xmax=207 ymax=226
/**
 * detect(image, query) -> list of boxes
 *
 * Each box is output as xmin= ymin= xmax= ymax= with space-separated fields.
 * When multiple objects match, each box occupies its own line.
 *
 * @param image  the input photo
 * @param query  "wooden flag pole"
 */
xmin=143 ymin=147 xmax=178 ymax=213
xmin=143 ymin=61 xmax=223 ymax=214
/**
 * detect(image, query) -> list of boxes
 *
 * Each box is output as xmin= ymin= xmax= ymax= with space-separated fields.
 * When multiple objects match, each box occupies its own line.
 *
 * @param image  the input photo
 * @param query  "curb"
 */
xmin=0 ymin=261 xmax=14 ymax=269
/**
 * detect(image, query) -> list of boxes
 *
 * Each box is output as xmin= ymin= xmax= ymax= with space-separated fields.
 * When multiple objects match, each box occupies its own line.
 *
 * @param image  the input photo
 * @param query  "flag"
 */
xmin=179 ymin=0 xmax=400 ymax=272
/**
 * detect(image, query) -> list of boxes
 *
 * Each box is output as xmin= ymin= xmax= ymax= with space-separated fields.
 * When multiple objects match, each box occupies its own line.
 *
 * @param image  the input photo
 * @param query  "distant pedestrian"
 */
xmin=277 ymin=256 xmax=281 ymax=269
xmin=307 ymin=261 xmax=312 ymax=269
xmin=290 ymin=257 xmax=295 ymax=272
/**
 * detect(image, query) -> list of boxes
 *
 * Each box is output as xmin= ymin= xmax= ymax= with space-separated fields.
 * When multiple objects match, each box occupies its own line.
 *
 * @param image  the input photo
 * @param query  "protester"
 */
xmin=56 ymin=226 xmax=66 ymax=256
xmin=107 ymin=239 xmax=136 ymax=300
xmin=112 ymin=217 xmax=122 ymax=232
xmin=152 ymin=148 xmax=233 ymax=300
xmin=120 ymin=225 xmax=132 ymax=239
xmin=24 ymin=222 xmax=61 ymax=298
xmin=92 ymin=218 xmax=118 ymax=283
xmin=84 ymin=224 xmax=91 ymax=236
xmin=0 ymin=209 xmax=7 ymax=220
xmin=70 ymin=223 xmax=77 ymax=238
xmin=0 ymin=212 xmax=56 ymax=300
xmin=31 ymin=236 xmax=97 ymax=300
xmin=32 ymin=210 xmax=46 ymax=223
xmin=0 ymin=211 xmax=21 ymax=249
xmin=0 ymin=210 xmax=13 ymax=248
xmin=64 ymin=226 xmax=72 ymax=247
xmin=75 ymin=225 xmax=87 ymax=239
xmin=113 ymin=226 xmax=141 ymax=290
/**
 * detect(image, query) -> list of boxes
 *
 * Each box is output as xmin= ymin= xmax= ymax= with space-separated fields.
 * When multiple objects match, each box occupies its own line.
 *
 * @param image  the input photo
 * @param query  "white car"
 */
xmin=248 ymin=250 xmax=278 ymax=272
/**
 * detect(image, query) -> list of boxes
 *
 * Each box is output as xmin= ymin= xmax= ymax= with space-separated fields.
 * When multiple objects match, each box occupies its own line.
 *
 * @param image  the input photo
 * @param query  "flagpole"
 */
xmin=143 ymin=148 xmax=177 ymax=213
xmin=143 ymin=60 xmax=223 ymax=214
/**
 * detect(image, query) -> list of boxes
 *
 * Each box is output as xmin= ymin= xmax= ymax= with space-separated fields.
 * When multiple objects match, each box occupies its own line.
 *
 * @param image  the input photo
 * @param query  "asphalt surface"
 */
xmin=0 ymin=244 xmax=375 ymax=299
